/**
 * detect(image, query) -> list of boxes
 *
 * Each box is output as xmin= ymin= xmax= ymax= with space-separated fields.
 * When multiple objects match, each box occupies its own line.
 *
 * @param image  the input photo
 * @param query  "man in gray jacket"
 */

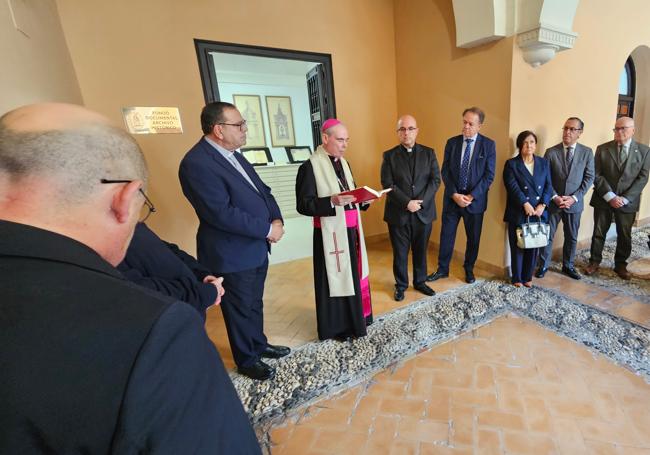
xmin=536 ymin=117 xmax=594 ymax=280
xmin=585 ymin=116 xmax=650 ymax=280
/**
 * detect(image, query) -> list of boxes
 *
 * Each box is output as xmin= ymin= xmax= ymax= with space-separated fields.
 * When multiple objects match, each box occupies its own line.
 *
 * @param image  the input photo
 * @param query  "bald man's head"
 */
xmin=396 ymin=115 xmax=418 ymax=148
xmin=0 ymin=103 xmax=147 ymax=205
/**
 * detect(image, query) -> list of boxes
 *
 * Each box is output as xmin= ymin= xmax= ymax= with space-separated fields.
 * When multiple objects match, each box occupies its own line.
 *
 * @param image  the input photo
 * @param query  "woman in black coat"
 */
xmin=503 ymin=131 xmax=553 ymax=287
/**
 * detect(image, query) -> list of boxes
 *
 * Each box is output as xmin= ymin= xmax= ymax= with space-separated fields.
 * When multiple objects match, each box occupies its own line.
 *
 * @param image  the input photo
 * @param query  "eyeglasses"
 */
xmin=613 ymin=126 xmax=633 ymax=132
xmin=100 ymin=179 xmax=156 ymax=222
xmin=397 ymin=127 xmax=418 ymax=133
xmin=562 ymin=127 xmax=582 ymax=133
xmin=218 ymin=120 xmax=248 ymax=131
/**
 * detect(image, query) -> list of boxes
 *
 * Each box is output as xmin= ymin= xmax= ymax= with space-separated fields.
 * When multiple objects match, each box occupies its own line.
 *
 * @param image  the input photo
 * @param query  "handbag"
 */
xmin=516 ymin=216 xmax=550 ymax=249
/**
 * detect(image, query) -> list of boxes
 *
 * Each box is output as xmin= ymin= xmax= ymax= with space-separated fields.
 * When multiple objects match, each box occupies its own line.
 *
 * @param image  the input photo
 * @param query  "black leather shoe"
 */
xmin=561 ymin=266 xmax=581 ymax=280
xmin=465 ymin=270 xmax=476 ymax=284
xmin=238 ymin=360 xmax=274 ymax=380
xmin=394 ymin=288 xmax=405 ymax=301
xmin=414 ymin=283 xmax=435 ymax=296
xmin=426 ymin=271 xmax=448 ymax=282
xmin=535 ymin=267 xmax=548 ymax=278
xmin=261 ymin=344 xmax=291 ymax=359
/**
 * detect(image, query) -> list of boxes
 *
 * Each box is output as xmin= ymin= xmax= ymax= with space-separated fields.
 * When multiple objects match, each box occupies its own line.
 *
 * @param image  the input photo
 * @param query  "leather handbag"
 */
xmin=516 ymin=216 xmax=550 ymax=249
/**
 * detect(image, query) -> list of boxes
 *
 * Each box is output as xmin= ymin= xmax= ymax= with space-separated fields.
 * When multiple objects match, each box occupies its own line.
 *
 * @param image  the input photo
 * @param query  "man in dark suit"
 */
xmin=118 ymin=222 xmax=225 ymax=320
xmin=427 ymin=107 xmax=496 ymax=284
xmin=179 ymin=101 xmax=289 ymax=380
xmin=585 ymin=116 xmax=650 ymax=280
xmin=0 ymin=103 xmax=260 ymax=454
xmin=381 ymin=115 xmax=440 ymax=301
xmin=536 ymin=117 xmax=594 ymax=280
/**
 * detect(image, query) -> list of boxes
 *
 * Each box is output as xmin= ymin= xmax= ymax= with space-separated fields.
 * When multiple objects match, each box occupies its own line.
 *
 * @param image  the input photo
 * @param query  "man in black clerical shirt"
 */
xmin=381 ymin=114 xmax=440 ymax=301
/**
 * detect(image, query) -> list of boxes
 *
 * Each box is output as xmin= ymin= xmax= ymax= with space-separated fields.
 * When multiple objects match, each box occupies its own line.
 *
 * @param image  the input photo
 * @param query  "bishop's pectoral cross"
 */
xmin=329 ymin=232 xmax=345 ymax=272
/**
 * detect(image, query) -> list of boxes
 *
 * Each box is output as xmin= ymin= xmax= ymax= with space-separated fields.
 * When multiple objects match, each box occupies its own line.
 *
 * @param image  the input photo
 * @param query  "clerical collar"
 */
xmin=327 ymin=154 xmax=340 ymax=162
xmin=401 ymin=144 xmax=415 ymax=153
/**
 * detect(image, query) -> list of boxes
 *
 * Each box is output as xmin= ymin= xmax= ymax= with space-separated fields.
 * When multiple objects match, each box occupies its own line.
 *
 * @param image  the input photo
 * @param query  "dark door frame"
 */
xmin=194 ymin=39 xmax=336 ymax=118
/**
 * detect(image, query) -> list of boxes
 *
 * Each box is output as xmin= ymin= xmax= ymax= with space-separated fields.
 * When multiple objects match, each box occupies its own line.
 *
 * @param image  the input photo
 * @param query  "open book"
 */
xmin=339 ymin=186 xmax=392 ymax=203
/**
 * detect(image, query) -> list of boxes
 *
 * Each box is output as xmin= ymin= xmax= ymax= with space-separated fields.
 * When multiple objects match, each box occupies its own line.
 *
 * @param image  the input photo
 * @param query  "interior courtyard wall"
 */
xmin=55 ymin=0 xmax=398 ymax=253
xmin=0 ymin=0 xmax=82 ymax=114
xmin=509 ymin=0 xmax=650 ymax=255
xmin=393 ymin=0 xmax=514 ymax=272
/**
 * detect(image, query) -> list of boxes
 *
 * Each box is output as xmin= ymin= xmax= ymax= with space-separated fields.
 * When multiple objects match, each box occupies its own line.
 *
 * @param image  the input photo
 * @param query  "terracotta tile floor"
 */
xmin=269 ymin=316 xmax=650 ymax=454
xmin=203 ymin=238 xmax=650 ymax=453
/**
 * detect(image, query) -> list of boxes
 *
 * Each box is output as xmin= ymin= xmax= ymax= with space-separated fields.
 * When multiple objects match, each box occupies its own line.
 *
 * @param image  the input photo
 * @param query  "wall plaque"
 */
xmin=122 ymin=107 xmax=183 ymax=134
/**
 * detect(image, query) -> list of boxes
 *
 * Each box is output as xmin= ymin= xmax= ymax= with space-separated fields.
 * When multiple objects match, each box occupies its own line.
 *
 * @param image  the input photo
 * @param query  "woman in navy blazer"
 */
xmin=503 ymin=131 xmax=553 ymax=287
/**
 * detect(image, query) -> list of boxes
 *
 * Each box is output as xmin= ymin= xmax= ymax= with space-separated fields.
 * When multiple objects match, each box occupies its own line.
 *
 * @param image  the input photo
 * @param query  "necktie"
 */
xmin=228 ymin=152 xmax=259 ymax=192
xmin=620 ymin=145 xmax=628 ymax=164
xmin=566 ymin=146 xmax=574 ymax=170
xmin=459 ymin=138 xmax=473 ymax=191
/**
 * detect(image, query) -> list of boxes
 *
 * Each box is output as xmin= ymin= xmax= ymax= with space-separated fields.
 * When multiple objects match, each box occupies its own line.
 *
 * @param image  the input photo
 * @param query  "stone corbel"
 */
xmin=516 ymin=24 xmax=578 ymax=67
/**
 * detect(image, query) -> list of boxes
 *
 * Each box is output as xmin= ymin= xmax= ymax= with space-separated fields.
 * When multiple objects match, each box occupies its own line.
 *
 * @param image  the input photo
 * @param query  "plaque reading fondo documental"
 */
xmin=122 ymin=107 xmax=183 ymax=134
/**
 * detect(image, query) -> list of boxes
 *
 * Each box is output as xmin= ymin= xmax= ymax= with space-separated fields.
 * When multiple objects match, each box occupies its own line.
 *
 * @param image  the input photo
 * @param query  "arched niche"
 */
xmin=630 ymin=45 xmax=650 ymax=146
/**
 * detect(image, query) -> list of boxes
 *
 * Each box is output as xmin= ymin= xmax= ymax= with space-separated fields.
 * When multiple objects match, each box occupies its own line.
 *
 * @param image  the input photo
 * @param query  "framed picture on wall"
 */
xmin=285 ymin=146 xmax=312 ymax=163
xmin=265 ymin=96 xmax=295 ymax=147
xmin=232 ymin=94 xmax=266 ymax=148
xmin=241 ymin=147 xmax=272 ymax=166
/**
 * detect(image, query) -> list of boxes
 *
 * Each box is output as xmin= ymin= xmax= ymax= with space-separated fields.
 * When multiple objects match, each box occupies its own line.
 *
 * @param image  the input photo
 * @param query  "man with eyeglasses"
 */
xmin=585 ymin=116 xmax=650 ymax=280
xmin=0 ymin=103 xmax=260 ymax=453
xmin=381 ymin=115 xmax=440 ymax=301
xmin=427 ymin=107 xmax=496 ymax=284
xmin=179 ymin=101 xmax=289 ymax=381
xmin=535 ymin=117 xmax=594 ymax=280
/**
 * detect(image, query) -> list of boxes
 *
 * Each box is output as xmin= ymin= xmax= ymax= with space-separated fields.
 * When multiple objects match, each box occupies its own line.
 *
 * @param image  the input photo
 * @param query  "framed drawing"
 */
xmin=232 ymin=94 xmax=266 ymax=148
xmin=241 ymin=147 xmax=273 ymax=166
xmin=285 ymin=146 xmax=312 ymax=163
xmin=265 ymin=96 xmax=295 ymax=147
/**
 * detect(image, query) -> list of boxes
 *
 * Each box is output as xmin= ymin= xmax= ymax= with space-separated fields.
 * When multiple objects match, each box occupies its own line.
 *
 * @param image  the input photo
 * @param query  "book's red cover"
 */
xmin=339 ymin=187 xmax=390 ymax=203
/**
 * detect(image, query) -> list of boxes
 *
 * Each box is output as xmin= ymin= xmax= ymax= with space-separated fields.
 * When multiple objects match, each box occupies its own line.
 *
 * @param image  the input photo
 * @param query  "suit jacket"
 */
xmin=118 ymin=222 xmax=217 ymax=320
xmin=0 ymin=220 xmax=260 ymax=454
xmin=441 ymin=133 xmax=496 ymax=214
xmin=503 ymin=155 xmax=553 ymax=225
xmin=590 ymin=139 xmax=650 ymax=213
xmin=179 ymin=137 xmax=283 ymax=274
xmin=381 ymin=143 xmax=441 ymax=225
xmin=544 ymin=142 xmax=595 ymax=214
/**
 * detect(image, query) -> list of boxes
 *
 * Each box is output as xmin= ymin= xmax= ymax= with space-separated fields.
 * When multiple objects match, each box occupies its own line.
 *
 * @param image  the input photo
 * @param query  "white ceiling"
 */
xmin=211 ymin=52 xmax=318 ymax=77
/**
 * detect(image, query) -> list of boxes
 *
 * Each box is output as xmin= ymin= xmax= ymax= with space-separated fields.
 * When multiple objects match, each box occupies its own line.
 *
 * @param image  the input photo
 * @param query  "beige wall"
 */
xmin=0 ymin=0 xmax=82 ymax=114
xmin=56 ymin=0 xmax=398 ymax=254
xmin=393 ymin=0 xmax=514 ymax=271
xmin=509 ymin=0 xmax=650 ymax=255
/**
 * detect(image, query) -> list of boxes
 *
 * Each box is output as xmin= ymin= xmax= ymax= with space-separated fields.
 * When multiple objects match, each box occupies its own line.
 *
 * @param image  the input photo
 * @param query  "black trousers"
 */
xmin=590 ymin=207 xmax=636 ymax=267
xmin=437 ymin=205 xmax=484 ymax=274
xmin=507 ymin=223 xmax=539 ymax=283
xmin=220 ymin=258 xmax=269 ymax=368
xmin=388 ymin=215 xmax=432 ymax=290
xmin=538 ymin=210 xmax=581 ymax=269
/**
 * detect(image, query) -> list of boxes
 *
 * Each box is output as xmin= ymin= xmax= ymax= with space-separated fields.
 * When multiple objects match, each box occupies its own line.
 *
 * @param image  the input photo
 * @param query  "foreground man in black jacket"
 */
xmin=0 ymin=103 xmax=260 ymax=454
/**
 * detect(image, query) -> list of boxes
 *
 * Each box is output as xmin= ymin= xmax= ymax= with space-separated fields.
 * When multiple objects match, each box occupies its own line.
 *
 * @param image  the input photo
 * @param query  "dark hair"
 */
xmin=516 ymin=130 xmax=537 ymax=150
xmin=200 ymin=102 xmax=236 ymax=135
xmin=567 ymin=117 xmax=584 ymax=130
xmin=462 ymin=107 xmax=485 ymax=124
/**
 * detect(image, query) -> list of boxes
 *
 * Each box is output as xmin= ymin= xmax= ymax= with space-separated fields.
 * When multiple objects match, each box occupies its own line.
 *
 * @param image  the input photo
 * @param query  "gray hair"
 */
xmin=0 ymin=120 xmax=147 ymax=205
